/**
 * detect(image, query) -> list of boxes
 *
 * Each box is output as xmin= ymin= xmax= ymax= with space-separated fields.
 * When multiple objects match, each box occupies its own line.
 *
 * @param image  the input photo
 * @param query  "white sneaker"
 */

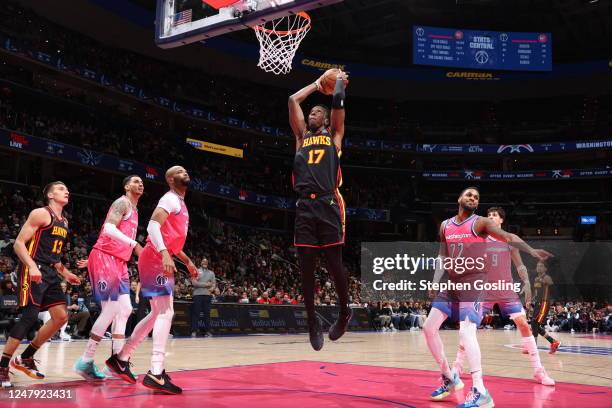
xmin=570 ymin=329 xmax=575 ymax=334
xmin=534 ymin=368 xmax=555 ymax=386
xmin=60 ymin=332 xmax=72 ymax=341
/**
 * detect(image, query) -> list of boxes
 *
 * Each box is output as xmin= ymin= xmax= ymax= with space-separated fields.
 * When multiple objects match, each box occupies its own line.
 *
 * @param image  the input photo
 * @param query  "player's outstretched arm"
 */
xmin=289 ymin=82 xmax=319 ymax=149
xmin=330 ymin=70 xmax=348 ymax=150
xmin=13 ymin=208 xmax=50 ymax=283
xmin=477 ymin=218 xmax=553 ymax=261
xmin=511 ymin=248 xmax=532 ymax=304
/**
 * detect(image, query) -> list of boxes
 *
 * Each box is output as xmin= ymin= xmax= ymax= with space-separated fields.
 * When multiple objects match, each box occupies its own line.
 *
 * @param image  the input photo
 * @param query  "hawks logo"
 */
xmin=497 ymin=144 xmax=535 ymax=154
xmin=156 ymin=274 xmax=169 ymax=286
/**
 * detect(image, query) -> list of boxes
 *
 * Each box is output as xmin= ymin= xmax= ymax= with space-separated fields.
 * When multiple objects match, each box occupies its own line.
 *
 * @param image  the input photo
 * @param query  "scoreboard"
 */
xmin=413 ymin=26 xmax=552 ymax=71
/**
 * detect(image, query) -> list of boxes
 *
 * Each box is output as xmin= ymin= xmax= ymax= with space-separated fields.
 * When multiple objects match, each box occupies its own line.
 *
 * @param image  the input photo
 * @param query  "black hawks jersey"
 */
xmin=27 ymin=206 xmax=69 ymax=266
xmin=293 ymin=128 xmax=342 ymax=194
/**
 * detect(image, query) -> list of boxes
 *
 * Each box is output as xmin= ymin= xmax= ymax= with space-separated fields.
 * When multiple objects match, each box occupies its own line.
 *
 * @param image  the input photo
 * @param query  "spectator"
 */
xmin=67 ymin=292 xmax=90 ymax=339
xmin=191 ymin=257 xmax=215 ymax=336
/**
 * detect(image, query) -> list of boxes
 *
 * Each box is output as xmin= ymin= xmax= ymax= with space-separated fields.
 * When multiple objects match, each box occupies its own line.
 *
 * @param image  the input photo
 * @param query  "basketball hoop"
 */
xmin=253 ymin=11 xmax=311 ymax=75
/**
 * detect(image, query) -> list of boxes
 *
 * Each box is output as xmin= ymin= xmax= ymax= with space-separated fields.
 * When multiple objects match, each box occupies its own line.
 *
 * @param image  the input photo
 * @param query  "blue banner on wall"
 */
xmin=0 ymin=129 xmax=390 ymax=221
xmin=2 ymin=35 xmax=610 ymax=157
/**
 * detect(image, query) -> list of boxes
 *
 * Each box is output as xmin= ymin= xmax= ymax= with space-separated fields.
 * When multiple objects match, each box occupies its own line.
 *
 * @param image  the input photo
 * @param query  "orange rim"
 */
xmin=253 ymin=11 xmax=311 ymax=35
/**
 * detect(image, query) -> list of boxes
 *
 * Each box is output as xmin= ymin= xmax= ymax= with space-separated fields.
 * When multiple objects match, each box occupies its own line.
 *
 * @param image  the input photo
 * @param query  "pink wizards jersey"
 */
xmin=443 ymin=214 xmax=487 ymax=282
xmin=147 ymin=191 xmax=189 ymax=255
xmin=93 ymin=196 xmax=138 ymax=262
xmin=485 ymin=235 xmax=518 ymax=302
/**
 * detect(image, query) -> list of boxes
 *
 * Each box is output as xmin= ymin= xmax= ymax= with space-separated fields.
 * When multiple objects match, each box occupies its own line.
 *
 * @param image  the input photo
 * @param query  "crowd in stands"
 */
xmin=1 ymin=184 xmax=611 ymax=338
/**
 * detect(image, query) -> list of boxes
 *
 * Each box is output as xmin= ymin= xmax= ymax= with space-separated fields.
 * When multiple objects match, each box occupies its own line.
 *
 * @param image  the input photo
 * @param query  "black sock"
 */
xmin=0 ymin=353 xmax=11 ymax=368
xmin=298 ymin=247 xmax=317 ymax=325
xmin=322 ymin=245 xmax=349 ymax=315
xmin=544 ymin=335 xmax=555 ymax=344
xmin=21 ymin=343 xmax=39 ymax=360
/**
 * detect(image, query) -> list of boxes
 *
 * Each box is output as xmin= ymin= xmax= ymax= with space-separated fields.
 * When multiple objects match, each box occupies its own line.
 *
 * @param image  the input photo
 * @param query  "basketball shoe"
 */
xmin=74 ymin=358 xmax=106 ymax=381
xmin=105 ymin=354 xmax=136 ymax=384
xmin=549 ymin=340 xmax=560 ymax=354
xmin=309 ymin=316 xmax=324 ymax=351
xmin=534 ymin=367 xmax=555 ymax=386
xmin=329 ymin=309 xmax=352 ymax=341
xmin=431 ymin=371 xmax=464 ymax=400
xmin=142 ymin=370 xmax=182 ymax=394
xmin=457 ymin=387 xmax=494 ymax=408
xmin=11 ymin=356 xmax=44 ymax=379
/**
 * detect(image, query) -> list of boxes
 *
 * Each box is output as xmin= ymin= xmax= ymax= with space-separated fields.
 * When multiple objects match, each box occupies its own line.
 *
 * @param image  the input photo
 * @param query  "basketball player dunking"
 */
xmin=424 ymin=187 xmax=552 ymax=408
xmin=0 ymin=182 xmax=80 ymax=388
xmin=105 ymin=166 xmax=198 ymax=394
xmin=531 ymin=260 xmax=560 ymax=353
xmin=288 ymin=70 xmax=350 ymax=350
xmin=74 ymin=175 xmax=144 ymax=381
xmin=452 ymin=206 xmax=554 ymax=386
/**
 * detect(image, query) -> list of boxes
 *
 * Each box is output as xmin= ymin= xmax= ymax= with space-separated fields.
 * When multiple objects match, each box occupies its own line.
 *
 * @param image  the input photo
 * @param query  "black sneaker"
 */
xmin=328 ymin=309 xmax=353 ymax=341
xmin=105 ymin=354 xmax=136 ymax=384
xmin=142 ymin=370 xmax=182 ymax=394
xmin=308 ymin=317 xmax=324 ymax=351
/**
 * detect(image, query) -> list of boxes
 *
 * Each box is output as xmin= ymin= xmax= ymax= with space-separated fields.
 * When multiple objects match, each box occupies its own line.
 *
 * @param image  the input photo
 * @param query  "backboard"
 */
xmin=155 ymin=0 xmax=343 ymax=49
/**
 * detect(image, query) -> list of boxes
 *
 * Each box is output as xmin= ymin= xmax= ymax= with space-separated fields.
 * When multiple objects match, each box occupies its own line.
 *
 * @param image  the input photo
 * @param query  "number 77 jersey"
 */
xmin=293 ymin=128 xmax=342 ymax=194
xmin=442 ymin=214 xmax=487 ymax=283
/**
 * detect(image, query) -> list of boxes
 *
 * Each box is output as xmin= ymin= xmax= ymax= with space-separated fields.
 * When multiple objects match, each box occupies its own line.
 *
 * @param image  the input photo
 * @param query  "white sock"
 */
xmin=423 ymin=308 xmax=452 ymax=378
xmin=82 ymin=300 xmax=120 ymax=362
xmin=82 ymin=338 xmax=100 ymax=363
xmin=459 ymin=319 xmax=485 ymax=394
xmin=522 ymin=336 xmax=543 ymax=370
xmin=150 ymin=296 xmax=174 ymax=375
xmin=112 ymin=294 xmax=132 ymax=355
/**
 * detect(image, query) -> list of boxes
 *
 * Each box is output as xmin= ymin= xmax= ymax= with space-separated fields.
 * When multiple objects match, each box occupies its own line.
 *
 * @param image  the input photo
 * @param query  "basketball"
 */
xmin=319 ymin=68 xmax=349 ymax=95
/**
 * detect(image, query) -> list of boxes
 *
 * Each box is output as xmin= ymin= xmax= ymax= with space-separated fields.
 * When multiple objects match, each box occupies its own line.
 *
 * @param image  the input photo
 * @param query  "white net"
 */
xmin=253 ymin=12 xmax=311 ymax=75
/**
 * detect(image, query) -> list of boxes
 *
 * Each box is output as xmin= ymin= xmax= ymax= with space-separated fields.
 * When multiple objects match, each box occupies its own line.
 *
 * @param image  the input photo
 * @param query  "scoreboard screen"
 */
xmin=413 ymin=26 xmax=552 ymax=71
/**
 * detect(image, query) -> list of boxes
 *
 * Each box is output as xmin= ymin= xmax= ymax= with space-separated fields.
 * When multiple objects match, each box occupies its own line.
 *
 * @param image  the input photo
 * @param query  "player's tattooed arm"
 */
xmin=106 ymin=197 xmax=129 ymax=225
xmin=103 ymin=198 xmax=138 ymax=248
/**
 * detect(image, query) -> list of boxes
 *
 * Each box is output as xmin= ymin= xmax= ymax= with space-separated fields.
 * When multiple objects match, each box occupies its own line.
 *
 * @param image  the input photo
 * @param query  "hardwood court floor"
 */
xmin=2 ymin=330 xmax=611 ymax=407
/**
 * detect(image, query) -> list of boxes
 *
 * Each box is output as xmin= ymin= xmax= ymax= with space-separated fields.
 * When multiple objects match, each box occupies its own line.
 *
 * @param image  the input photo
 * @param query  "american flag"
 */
xmin=173 ymin=9 xmax=192 ymax=26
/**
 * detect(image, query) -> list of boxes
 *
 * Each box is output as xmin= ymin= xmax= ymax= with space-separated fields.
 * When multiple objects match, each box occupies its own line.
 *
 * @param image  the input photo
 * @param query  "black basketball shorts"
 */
xmin=18 ymin=263 xmax=66 ymax=311
xmin=294 ymin=192 xmax=345 ymax=248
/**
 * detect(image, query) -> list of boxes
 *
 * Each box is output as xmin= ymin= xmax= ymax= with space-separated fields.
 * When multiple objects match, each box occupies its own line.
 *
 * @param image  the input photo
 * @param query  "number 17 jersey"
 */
xmin=293 ymin=128 xmax=342 ymax=194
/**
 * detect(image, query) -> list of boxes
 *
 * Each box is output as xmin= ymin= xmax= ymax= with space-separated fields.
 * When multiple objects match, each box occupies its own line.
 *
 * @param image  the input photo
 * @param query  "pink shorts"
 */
xmin=138 ymin=244 xmax=174 ymax=297
xmin=88 ymin=248 xmax=129 ymax=301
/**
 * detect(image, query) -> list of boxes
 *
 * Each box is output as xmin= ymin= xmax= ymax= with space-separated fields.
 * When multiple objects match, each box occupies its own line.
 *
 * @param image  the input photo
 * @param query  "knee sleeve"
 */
xmin=10 ymin=306 xmax=40 ymax=340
